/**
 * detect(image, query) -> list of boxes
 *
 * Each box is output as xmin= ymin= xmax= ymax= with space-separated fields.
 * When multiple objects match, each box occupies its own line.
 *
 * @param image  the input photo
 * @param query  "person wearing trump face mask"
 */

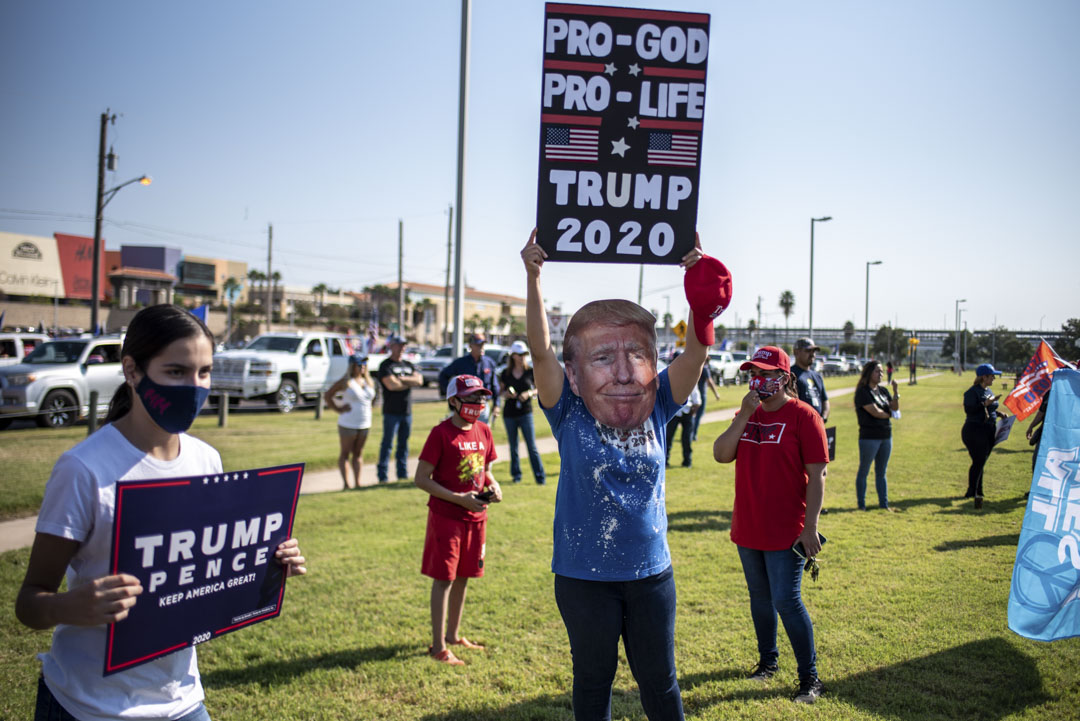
xmin=522 ymin=228 xmax=731 ymax=721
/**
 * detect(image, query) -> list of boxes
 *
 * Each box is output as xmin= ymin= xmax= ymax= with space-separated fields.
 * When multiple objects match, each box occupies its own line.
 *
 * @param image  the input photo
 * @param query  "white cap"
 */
xmin=509 ymin=340 xmax=529 ymax=355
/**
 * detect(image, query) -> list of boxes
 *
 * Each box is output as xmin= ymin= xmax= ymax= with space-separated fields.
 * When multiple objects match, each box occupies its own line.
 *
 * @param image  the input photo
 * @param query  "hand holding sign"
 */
xmin=67 ymin=574 xmax=144 ymax=626
xmin=274 ymin=537 xmax=307 ymax=578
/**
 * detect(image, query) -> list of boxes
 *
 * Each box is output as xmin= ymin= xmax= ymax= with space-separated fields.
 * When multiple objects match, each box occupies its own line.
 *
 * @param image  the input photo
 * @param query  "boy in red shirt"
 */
xmin=414 ymin=374 xmax=503 ymax=665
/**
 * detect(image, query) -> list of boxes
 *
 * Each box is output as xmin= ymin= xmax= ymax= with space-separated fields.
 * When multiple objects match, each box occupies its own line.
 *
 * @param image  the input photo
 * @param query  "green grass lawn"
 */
xmin=3 ymin=371 xmax=1077 ymax=719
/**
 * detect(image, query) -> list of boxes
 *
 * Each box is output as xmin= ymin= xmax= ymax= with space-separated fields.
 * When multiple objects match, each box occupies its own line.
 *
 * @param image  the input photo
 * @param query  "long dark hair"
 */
xmin=857 ymin=360 xmax=881 ymax=388
xmin=105 ymin=305 xmax=215 ymax=424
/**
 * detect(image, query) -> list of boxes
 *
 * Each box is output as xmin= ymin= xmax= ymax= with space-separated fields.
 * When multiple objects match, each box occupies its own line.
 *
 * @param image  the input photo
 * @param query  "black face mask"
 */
xmin=135 ymin=375 xmax=210 ymax=433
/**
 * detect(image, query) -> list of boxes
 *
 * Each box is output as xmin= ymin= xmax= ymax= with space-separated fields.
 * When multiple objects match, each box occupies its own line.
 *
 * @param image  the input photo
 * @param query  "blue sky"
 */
xmin=2 ymin=0 xmax=1077 ymax=334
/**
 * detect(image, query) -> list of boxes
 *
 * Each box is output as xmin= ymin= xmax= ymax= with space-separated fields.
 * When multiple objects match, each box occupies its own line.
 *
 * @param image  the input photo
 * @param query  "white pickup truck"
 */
xmin=211 ymin=332 xmax=352 ymax=413
xmin=708 ymin=351 xmax=744 ymax=386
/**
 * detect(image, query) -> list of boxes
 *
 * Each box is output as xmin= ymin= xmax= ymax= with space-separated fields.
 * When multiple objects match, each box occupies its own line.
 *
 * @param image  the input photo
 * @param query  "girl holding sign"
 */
xmin=15 ymin=304 xmax=307 ymax=721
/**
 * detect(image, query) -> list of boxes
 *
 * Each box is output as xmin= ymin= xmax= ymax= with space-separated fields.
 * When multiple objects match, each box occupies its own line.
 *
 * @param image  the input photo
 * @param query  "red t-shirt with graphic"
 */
xmin=420 ymin=417 xmax=497 ymax=522
xmin=731 ymin=398 xmax=829 ymax=551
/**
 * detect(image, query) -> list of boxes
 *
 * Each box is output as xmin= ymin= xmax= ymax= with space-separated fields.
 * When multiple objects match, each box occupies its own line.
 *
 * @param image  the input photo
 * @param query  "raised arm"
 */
xmin=522 ymin=229 xmax=564 ymax=408
xmin=667 ymin=235 xmax=709 ymax=403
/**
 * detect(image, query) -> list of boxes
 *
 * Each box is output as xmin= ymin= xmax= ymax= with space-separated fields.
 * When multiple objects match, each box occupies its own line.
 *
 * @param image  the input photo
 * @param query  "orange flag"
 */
xmin=1003 ymin=340 xmax=1067 ymax=421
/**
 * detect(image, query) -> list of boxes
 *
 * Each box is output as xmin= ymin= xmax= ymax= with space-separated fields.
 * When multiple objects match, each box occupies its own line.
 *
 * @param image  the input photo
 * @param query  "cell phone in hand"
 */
xmin=791 ymin=532 xmax=828 ymax=559
xmin=476 ymin=489 xmax=496 ymax=503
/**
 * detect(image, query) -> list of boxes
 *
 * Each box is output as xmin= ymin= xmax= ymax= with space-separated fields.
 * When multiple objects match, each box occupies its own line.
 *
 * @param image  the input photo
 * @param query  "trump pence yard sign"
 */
xmin=105 ymin=464 xmax=303 ymax=675
xmin=536 ymin=3 xmax=710 ymax=264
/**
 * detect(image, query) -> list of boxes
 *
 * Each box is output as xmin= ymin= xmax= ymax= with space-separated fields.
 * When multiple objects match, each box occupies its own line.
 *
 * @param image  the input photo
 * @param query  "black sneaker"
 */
xmin=747 ymin=661 xmax=778 ymax=681
xmin=792 ymin=677 xmax=825 ymax=704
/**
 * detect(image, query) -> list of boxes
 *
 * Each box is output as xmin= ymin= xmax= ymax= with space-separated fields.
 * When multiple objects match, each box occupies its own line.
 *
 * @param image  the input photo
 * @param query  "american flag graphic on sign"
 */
xmin=647 ymin=132 xmax=699 ymax=167
xmin=545 ymin=126 xmax=600 ymax=162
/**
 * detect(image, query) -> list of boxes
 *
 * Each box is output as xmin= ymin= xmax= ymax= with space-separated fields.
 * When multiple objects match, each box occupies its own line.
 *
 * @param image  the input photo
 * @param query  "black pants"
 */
xmin=961 ymin=422 xmax=995 ymax=497
xmin=666 ymin=413 xmax=693 ymax=467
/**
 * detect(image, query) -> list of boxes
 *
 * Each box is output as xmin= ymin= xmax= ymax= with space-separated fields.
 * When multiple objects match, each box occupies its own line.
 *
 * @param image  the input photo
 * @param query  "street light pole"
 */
xmin=864 ymin=260 xmax=882 ymax=359
xmin=91 ymin=111 xmax=151 ymax=335
xmin=808 ymin=216 xmax=832 ymax=338
xmin=91 ymin=111 xmax=112 ymax=335
xmin=954 ymin=298 xmax=966 ymax=374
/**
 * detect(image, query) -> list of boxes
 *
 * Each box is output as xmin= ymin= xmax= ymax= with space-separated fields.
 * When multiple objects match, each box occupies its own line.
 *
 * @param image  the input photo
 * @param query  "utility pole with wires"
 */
xmin=266 ymin=223 xmax=273 ymax=333
xmin=398 ymin=219 xmax=405 ymax=334
xmin=444 ymin=205 xmax=453 ymax=345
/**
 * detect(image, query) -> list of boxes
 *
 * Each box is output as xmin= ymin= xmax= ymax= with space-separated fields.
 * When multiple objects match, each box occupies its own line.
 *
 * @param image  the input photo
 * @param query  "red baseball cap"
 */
xmin=683 ymin=255 xmax=732 ymax=346
xmin=446 ymin=374 xmax=492 ymax=399
xmin=739 ymin=346 xmax=791 ymax=373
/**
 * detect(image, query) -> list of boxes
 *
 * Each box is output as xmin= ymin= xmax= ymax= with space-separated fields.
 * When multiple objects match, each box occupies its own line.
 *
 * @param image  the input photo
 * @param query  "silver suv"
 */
xmin=0 ymin=335 xmax=126 ymax=429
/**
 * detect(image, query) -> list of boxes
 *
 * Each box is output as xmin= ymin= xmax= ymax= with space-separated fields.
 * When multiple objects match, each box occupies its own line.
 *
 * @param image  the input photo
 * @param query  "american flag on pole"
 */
xmin=647 ymin=132 xmax=699 ymax=167
xmin=545 ymin=126 xmax=599 ymax=162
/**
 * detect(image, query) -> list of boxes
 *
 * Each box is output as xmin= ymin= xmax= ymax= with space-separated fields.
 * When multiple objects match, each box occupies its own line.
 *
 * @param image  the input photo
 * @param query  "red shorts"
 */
xmin=421 ymin=509 xmax=486 ymax=580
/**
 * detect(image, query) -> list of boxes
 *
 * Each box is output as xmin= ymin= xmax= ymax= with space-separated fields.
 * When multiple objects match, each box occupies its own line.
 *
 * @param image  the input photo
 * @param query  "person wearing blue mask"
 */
xmin=16 ymin=305 xmax=307 ymax=721
xmin=962 ymin=363 xmax=1006 ymax=506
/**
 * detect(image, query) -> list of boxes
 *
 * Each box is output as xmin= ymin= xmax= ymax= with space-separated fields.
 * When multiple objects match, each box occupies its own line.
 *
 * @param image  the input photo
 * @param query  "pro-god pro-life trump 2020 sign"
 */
xmin=104 ymin=464 xmax=303 ymax=675
xmin=536 ymin=3 xmax=710 ymax=264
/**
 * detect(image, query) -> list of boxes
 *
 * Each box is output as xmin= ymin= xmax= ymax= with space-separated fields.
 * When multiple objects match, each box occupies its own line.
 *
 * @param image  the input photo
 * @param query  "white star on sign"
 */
xmin=628 ymin=63 xmax=641 ymax=76
xmin=611 ymin=137 xmax=630 ymax=156
xmin=627 ymin=116 xmax=640 ymax=129
xmin=604 ymin=62 xmax=617 ymax=76
xmin=768 ymin=434 xmax=776 ymax=439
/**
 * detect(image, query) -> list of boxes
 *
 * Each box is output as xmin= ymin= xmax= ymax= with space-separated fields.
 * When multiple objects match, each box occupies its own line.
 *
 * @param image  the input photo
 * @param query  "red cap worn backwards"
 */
xmin=683 ymin=255 xmax=733 ymax=346
xmin=740 ymin=346 xmax=791 ymax=373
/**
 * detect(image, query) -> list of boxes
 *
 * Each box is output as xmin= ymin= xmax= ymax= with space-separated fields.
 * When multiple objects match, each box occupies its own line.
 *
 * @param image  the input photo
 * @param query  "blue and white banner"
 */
xmin=1008 ymin=369 xmax=1080 ymax=641
xmin=105 ymin=463 xmax=304 ymax=675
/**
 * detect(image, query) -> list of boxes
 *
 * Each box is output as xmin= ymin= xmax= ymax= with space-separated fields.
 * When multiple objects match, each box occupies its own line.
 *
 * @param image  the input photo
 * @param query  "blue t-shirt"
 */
xmin=542 ymin=368 xmax=681 ymax=581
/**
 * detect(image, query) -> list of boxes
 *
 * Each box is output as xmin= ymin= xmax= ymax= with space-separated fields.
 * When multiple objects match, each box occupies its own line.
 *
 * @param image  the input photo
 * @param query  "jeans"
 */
xmin=855 ymin=436 xmax=893 ymax=509
xmin=503 ymin=412 xmax=545 ymax=483
xmin=554 ymin=566 xmax=684 ymax=721
xmin=377 ymin=412 xmax=411 ymax=481
xmin=736 ymin=546 xmax=818 ymax=683
xmin=666 ymin=413 xmax=693 ymax=466
xmin=962 ymin=422 xmax=995 ymax=497
xmin=35 ymin=677 xmax=212 ymax=720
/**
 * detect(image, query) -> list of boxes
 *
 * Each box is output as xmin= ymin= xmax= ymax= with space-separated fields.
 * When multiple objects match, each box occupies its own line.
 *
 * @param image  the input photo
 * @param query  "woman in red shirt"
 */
xmin=713 ymin=346 xmax=828 ymax=705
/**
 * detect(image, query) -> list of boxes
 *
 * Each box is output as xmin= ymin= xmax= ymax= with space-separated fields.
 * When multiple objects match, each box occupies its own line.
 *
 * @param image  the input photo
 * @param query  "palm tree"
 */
xmin=223 ymin=276 xmax=242 ymax=342
xmin=778 ymin=290 xmax=795 ymax=336
xmin=312 ymin=283 xmax=328 ymax=315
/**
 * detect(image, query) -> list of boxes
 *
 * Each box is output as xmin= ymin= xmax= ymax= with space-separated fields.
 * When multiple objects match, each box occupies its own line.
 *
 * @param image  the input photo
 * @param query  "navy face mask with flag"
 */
xmin=135 ymin=375 xmax=210 ymax=433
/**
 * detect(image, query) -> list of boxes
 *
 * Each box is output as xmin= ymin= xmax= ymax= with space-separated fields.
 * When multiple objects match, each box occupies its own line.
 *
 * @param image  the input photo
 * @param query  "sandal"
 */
xmin=428 ymin=647 xmax=465 ymax=666
xmin=447 ymin=636 xmax=485 ymax=650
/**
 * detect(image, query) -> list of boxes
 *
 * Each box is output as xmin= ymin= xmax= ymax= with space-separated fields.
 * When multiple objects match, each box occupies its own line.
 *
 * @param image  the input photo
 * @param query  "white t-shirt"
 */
xmin=36 ymin=423 xmax=222 ymax=721
xmin=336 ymin=378 xmax=375 ymax=430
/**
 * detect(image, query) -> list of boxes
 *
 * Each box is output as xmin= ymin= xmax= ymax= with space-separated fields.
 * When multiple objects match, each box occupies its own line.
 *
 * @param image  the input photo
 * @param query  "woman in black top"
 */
xmin=500 ymin=341 xmax=546 ymax=484
xmin=962 ymin=363 xmax=1005 ymax=504
xmin=854 ymin=361 xmax=900 ymax=510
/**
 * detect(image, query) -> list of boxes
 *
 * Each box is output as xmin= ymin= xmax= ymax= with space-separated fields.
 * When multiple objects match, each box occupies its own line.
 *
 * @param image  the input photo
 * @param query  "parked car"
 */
xmin=822 ymin=355 xmax=847 ymax=375
xmin=418 ymin=344 xmax=511 ymax=389
xmin=211 ymin=331 xmax=352 ymax=413
xmin=0 ymin=332 xmax=49 ymax=367
xmin=0 ymin=335 xmax=125 ymax=429
xmin=417 ymin=345 xmax=457 ymax=387
xmin=708 ymin=351 xmax=743 ymax=385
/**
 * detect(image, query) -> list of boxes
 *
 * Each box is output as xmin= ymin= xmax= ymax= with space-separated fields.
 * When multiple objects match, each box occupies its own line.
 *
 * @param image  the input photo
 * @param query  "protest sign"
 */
xmin=1004 ymin=340 xmax=1069 ymax=421
xmin=995 ymin=414 xmax=1016 ymax=445
xmin=1008 ymin=369 xmax=1080 ymax=641
xmin=536 ymin=3 xmax=710 ymax=264
xmin=104 ymin=463 xmax=304 ymax=675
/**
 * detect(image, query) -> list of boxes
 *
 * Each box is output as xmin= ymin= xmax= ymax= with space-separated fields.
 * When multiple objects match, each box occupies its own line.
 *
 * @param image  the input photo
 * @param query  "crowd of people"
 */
xmin=16 ymin=242 xmax=1059 ymax=720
